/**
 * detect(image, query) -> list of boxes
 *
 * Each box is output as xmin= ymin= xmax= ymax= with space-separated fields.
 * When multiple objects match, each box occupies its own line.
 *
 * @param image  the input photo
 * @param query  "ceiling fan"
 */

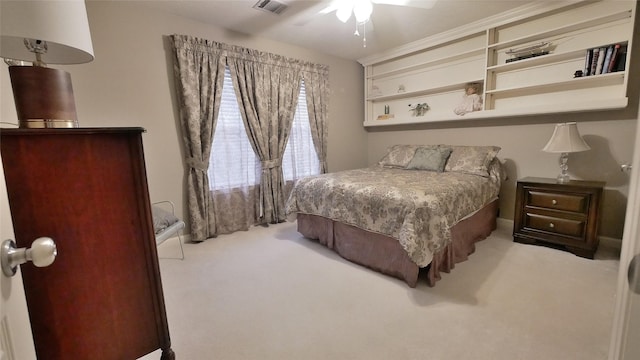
xmin=305 ymin=0 xmax=437 ymax=47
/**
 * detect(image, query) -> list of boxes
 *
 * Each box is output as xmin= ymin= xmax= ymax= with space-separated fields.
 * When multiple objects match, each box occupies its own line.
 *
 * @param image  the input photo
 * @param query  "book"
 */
xmin=590 ymin=48 xmax=600 ymax=75
xmin=607 ymin=44 xmax=621 ymax=73
xmin=584 ymin=48 xmax=593 ymax=76
xmin=601 ymin=45 xmax=614 ymax=74
xmin=614 ymin=44 xmax=628 ymax=72
xmin=595 ymin=47 xmax=606 ymax=75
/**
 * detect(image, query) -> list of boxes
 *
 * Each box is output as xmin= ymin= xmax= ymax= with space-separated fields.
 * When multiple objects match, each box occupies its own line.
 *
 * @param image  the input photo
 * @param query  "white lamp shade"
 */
xmin=542 ymin=122 xmax=591 ymax=153
xmin=0 ymin=0 xmax=94 ymax=64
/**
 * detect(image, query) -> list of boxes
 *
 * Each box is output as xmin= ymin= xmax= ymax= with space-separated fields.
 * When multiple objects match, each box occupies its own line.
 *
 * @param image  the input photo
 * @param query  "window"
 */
xmin=208 ymin=67 xmax=319 ymax=191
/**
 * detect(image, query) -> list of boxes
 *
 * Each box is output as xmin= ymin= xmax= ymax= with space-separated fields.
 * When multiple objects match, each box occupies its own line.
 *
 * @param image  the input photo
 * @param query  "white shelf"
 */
xmin=362 ymin=1 xmax=635 ymax=127
xmin=487 ymin=9 xmax=632 ymax=51
xmin=367 ymin=48 xmax=485 ymax=80
xmin=486 ymin=71 xmax=625 ymax=97
xmin=487 ymin=49 xmax=585 ymax=72
xmin=363 ymin=97 xmax=629 ymax=128
xmin=367 ymin=80 xmax=482 ymax=102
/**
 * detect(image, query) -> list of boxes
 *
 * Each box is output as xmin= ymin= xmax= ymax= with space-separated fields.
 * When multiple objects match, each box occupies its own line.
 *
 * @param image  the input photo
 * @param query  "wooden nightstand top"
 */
xmin=518 ymin=177 xmax=605 ymax=189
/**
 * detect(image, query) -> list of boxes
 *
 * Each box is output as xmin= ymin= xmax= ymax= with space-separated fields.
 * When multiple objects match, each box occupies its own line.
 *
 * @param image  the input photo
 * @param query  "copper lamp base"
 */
xmin=8 ymin=66 xmax=79 ymax=128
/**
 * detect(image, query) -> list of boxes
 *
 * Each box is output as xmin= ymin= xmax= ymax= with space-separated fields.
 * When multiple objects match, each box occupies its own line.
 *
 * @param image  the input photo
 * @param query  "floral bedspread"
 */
xmin=285 ymin=166 xmax=501 ymax=267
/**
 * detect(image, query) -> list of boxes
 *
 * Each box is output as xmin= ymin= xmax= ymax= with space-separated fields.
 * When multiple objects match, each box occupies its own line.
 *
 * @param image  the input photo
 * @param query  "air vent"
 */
xmin=252 ymin=0 xmax=288 ymax=15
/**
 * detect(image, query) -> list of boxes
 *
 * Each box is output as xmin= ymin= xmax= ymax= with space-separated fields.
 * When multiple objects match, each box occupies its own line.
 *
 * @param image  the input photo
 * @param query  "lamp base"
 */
xmin=557 ymin=174 xmax=571 ymax=183
xmin=19 ymin=119 xmax=79 ymax=128
xmin=8 ymin=66 xmax=79 ymax=128
xmin=556 ymin=152 xmax=571 ymax=183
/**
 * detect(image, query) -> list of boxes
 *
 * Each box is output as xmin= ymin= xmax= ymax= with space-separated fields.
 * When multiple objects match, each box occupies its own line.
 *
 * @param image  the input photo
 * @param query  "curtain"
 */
xmin=170 ymin=34 xmax=225 ymax=241
xmin=171 ymin=33 xmax=330 ymax=237
xmin=302 ymin=69 xmax=330 ymax=173
xmin=226 ymin=50 xmax=302 ymax=224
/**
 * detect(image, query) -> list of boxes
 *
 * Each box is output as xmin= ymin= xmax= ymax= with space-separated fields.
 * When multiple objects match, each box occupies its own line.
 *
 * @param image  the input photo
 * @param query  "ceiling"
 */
xmin=140 ymin=0 xmax=535 ymax=61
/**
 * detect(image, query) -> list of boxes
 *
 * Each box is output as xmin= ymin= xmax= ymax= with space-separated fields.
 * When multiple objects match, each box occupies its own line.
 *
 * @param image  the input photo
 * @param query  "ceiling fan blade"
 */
xmin=292 ymin=1 xmax=336 ymax=26
xmin=372 ymin=0 xmax=437 ymax=9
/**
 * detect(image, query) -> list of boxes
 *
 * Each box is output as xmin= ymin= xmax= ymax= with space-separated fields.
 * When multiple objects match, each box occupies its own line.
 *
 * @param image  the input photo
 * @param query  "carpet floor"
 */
xmin=141 ymin=220 xmax=620 ymax=360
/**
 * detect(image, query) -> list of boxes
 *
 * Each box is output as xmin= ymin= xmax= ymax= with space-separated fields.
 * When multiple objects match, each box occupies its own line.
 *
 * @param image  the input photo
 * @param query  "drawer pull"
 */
xmin=551 ymin=199 xmax=558 ymax=205
xmin=549 ymin=222 xmax=555 ymax=228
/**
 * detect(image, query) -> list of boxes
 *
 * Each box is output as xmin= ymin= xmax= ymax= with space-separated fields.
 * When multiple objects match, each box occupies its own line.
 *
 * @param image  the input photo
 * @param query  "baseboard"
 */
xmin=496 ymin=217 xmax=513 ymax=231
xmin=599 ymin=235 xmax=622 ymax=251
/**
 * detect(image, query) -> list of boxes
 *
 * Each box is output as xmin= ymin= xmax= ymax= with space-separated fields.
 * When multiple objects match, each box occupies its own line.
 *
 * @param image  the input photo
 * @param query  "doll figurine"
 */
xmin=454 ymin=82 xmax=483 ymax=115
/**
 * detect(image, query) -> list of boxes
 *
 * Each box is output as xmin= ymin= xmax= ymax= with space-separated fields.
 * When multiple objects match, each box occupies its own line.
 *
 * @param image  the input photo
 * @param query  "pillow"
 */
xmin=405 ymin=147 xmax=452 ymax=172
xmin=152 ymin=205 xmax=180 ymax=234
xmin=444 ymin=145 xmax=501 ymax=177
xmin=378 ymin=144 xmax=438 ymax=168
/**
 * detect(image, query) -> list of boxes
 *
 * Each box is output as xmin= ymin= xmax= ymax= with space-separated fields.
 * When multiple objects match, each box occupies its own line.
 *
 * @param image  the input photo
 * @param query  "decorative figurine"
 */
xmin=409 ymin=103 xmax=429 ymax=116
xmin=454 ymin=82 xmax=483 ymax=116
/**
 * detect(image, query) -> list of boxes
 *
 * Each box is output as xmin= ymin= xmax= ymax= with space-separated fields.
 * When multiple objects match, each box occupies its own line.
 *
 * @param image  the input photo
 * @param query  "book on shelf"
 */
xmin=614 ymin=44 xmax=627 ymax=72
xmin=584 ymin=48 xmax=593 ymax=76
xmin=594 ymin=47 xmax=606 ymax=75
xmin=584 ymin=43 xmax=627 ymax=76
xmin=601 ymin=45 xmax=614 ymax=74
xmin=589 ymin=48 xmax=600 ymax=75
xmin=607 ymin=43 xmax=621 ymax=73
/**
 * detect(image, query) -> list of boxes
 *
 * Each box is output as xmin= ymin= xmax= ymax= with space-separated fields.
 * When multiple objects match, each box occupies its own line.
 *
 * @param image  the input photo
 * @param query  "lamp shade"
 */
xmin=0 ymin=0 xmax=94 ymax=64
xmin=542 ymin=122 xmax=591 ymax=153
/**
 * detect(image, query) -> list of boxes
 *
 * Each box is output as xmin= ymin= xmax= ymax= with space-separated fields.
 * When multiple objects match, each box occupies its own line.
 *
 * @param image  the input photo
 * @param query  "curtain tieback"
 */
xmin=261 ymin=159 xmax=281 ymax=170
xmin=185 ymin=157 xmax=208 ymax=171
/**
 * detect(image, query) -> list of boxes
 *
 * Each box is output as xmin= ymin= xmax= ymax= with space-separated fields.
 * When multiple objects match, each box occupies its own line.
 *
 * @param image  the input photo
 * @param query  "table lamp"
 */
xmin=542 ymin=122 xmax=591 ymax=183
xmin=0 ymin=0 xmax=94 ymax=128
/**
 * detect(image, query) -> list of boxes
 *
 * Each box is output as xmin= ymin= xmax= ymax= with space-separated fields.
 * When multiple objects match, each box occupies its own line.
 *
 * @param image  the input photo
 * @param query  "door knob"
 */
xmin=1 ymin=237 xmax=57 ymax=277
xmin=629 ymin=254 xmax=640 ymax=294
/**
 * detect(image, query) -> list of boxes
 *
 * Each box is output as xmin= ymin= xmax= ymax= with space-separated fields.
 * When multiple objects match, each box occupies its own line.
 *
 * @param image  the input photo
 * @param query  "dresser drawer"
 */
xmin=526 ymin=190 xmax=588 ymax=213
xmin=524 ymin=213 xmax=586 ymax=238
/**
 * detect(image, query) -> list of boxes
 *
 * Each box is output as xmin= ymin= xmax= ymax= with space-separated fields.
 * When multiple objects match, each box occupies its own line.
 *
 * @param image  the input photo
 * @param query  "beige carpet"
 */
xmin=141 ymin=220 xmax=620 ymax=360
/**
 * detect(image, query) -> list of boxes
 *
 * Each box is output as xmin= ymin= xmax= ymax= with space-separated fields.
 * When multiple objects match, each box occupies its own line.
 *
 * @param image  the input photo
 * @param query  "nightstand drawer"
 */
xmin=524 ymin=213 xmax=586 ymax=238
xmin=526 ymin=190 xmax=588 ymax=213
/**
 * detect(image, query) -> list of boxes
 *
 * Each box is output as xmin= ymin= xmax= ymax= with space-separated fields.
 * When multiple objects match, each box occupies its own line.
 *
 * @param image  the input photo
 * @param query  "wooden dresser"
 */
xmin=513 ymin=177 xmax=605 ymax=259
xmin=0 ymin=128 xmax=174 ymax=360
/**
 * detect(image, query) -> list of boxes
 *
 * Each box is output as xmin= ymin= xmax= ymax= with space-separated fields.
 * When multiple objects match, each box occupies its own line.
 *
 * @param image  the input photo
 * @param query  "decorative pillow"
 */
xmin=152 ymin=205 xmax=180 ymax=235
xmin=405 ymin=147 xmax=452 ymax=172
xmin=444 ymin=145 xmax=501 ymax=177
xmin=378 ymin=144 xmax=437 ymax=168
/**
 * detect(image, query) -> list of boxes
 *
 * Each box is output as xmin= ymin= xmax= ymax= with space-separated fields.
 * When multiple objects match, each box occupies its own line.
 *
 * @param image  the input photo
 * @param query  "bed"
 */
xmin=285 ymin=144 xmax=504 ymax=287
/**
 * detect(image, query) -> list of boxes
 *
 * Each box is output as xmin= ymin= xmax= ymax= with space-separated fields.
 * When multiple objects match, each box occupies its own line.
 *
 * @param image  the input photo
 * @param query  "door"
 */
xmin=0 ymin=157 xmax=36 ymax=360
xmin=609 ymin=107 xmax=640 ymax=359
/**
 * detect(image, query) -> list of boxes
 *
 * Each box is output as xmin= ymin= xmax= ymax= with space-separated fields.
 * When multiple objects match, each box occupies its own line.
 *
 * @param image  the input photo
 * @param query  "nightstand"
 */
xmin=513 ymin=177 xmax=605 ymax=259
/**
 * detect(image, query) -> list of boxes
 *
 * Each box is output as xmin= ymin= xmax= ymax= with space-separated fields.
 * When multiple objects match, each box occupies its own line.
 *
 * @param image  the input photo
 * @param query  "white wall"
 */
xmin=0 ymin=1 xmax=368 ymax=232
xmin=367 ymin=116 xmax=637 ymax=239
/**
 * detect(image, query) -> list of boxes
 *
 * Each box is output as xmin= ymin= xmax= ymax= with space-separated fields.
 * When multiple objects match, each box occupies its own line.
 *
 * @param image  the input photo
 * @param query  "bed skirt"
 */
xmin=296 ymin=199 xmax=499 ymax=287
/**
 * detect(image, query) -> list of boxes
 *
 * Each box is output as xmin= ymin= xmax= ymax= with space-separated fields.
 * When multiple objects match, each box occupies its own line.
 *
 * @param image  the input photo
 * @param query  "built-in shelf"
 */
xmin=361 ymin=1 xmax=635 ymax=127
xmin=367 ymin=80 xmax=483 ymax=101
xmin=486 ymin=71 xmax=625 ymax=97
xmin=368 ymin=48 xmax=485 ymax=80
xmin=363 ymin=97 xmax=629 ymax=127
xmin=487 ymin=10 xmax=632 ymax=51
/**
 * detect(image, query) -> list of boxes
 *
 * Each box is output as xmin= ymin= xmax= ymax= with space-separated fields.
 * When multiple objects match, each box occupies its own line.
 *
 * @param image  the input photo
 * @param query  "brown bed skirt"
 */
xmin=296 ymin=199 xmax=499 ymax=287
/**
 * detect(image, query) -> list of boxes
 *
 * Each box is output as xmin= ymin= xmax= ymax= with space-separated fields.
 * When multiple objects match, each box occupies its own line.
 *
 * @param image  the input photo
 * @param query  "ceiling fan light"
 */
xmin=336 ymin=4 xmax=353 ymax=23
xmin=354 ymin=0 xmax=373 ymax=23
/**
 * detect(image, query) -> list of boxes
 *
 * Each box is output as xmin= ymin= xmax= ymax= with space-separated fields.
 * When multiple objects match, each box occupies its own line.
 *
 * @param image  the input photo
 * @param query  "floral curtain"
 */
xmin=226 ymin=51 xmax=302 ymax=224
xmin=171 ymin=34 xmax=226 ymax=241
xmin=171 ymin=33 xmax=330 ymax=237
xmin=301 ymin=69 xmax=330 ymax=173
